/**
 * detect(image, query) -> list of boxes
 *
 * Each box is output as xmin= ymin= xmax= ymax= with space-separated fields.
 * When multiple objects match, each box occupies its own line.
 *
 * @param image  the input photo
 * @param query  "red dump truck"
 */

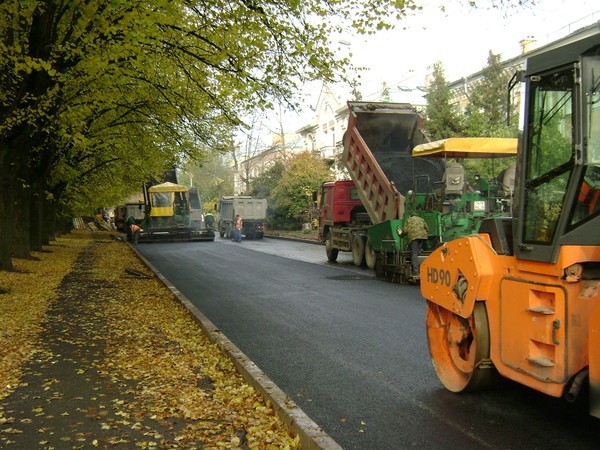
xmin=318 ymin=179 xmax=373 ymax=267
xmin=318 ymin=102 xmax=443 ymax=277
xmin=319 ymin=102 xmax=518 ymax=284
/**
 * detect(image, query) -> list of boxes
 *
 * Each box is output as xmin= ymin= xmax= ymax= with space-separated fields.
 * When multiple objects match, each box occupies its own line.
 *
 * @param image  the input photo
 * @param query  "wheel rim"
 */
xmin=325 ymin=233 xmax=338 ymax=262
xmin=365 ymin=238 xmax=376 ymax=269
xmin=426 ymin=301 xmax=493 ymax=392
xmin=352 ymin=235 xmax=365 ymax=266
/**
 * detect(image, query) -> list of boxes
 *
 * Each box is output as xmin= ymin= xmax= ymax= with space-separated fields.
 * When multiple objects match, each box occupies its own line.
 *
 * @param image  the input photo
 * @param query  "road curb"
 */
xmin=130 ymin=244 xmax=342 ymax=450
xmin=263 ymin=234 xmax=323 ymax=246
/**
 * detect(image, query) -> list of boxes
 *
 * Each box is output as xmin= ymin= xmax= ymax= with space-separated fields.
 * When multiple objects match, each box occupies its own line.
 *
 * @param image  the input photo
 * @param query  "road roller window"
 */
xmin=570 ymin=54 xmax=600 ymax=226
xmin=523 ymin=66 xmax=575 ymax=244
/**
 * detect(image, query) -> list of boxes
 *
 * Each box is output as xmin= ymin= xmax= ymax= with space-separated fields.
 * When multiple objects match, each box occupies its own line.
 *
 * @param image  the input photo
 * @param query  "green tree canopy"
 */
xmin=182 ymin=154 xmax=235 ymax=212
xmin=250 ymin=160 xmax=286 ymax=200
xmin=461 ymin=51 xmax=517 ymax=138
xmin=459 ymin=51 xmax=518 ymax=182
xmin=424 ymin=61 xmax=462 ymax=140
xmin=272 ymin=151 xmax=331 ymax=225
xmin=0 ymin=0 xmax=416 ymax=271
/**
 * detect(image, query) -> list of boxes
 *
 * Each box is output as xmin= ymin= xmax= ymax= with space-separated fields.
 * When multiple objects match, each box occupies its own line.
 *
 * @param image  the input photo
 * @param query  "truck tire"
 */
xmin=365 ymin=236 xmax=376 ymax=269
xmin=325 ymin=232 xmax=338 ymax=262
xmin=352 ymin=235 xmax=366 ymax=267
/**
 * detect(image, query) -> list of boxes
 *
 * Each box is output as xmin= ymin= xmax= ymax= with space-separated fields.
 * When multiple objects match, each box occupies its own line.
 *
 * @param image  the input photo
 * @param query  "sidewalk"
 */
xmin=0 ymin=232 xmax=310 ymax=449
xmin=1 ymin=239 xmax=166 ymax=447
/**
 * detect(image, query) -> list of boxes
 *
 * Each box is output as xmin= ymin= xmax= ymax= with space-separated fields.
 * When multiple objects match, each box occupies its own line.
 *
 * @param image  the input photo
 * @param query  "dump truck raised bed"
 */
xmin=319 ymin=102 xmax=444 ymax=277
xmin=421 ymin=29 xmax=600 ymax=418
xmin=218 ymin=196 xmax=267 ymax=240
xmin=321 ymin=102 xmax=517 ymax=283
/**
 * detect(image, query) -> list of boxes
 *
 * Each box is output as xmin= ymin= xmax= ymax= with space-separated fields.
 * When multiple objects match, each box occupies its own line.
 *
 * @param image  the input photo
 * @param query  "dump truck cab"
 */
xmin=318 ymin=180 xmax=371 ymax=264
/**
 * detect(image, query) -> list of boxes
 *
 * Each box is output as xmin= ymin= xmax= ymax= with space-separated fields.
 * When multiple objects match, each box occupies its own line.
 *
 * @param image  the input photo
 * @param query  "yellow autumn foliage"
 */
xmin=0 ymin=230 xmax=299 ymax=448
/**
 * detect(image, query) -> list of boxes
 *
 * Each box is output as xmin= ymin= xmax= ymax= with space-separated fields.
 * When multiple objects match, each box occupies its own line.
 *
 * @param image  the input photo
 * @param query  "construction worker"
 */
xmin=405 ymin=212 xmax=428 ymax=276
xmin=130 ymin=223 xmax=141 ymax=245
xmin=124 ymin=214 xmax=143 ymax=244
xmin=234 ymin=214 xmax=243 ymax=242
xmin=125 ymin=215 xmax=136 ymax=242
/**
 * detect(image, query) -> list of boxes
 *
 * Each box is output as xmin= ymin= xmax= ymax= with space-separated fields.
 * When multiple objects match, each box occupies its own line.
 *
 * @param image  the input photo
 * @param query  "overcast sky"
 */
xmin=257 ymin=0 xmax=600 ymax=141
xmin=350 ymin=0 xmax=599 ymax=100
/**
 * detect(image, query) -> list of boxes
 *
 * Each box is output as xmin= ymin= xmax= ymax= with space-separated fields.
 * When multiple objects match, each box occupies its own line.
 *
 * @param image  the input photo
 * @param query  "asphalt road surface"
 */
xmin=137 ymin=237 xmax=600 ymax=449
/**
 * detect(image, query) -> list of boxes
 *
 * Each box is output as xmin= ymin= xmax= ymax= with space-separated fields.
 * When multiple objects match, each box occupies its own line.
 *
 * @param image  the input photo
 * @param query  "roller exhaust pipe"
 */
xmin=566 ymin=368 xmax=588 ymax=403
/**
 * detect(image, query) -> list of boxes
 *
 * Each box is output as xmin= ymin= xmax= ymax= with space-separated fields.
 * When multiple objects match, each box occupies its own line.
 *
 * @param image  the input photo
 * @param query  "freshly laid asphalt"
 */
xmin=136 ymin=235 xmax=600 ymax=450
xmin=4 ymin=232 xmax=600 ymax=449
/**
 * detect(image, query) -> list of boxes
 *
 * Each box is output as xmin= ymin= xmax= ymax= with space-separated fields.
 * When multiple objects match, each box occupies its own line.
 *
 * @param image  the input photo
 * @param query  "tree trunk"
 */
xmin=29 ymin=183 xmax=46 ymax=251
xmin=46 ymin=185 xmax=68 ymax=242
xmin=0 ymin=170 xmax=17 ymax=271
xmin=45 ymin=201 xmax=61 ymax=243
xmin=12 ymin=183 xmax=32 ymax=259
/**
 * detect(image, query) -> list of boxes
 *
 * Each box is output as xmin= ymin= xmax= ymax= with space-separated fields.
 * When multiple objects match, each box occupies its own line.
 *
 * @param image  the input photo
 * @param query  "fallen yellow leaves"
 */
xmin=0 ymin=232 xmax=86 ymax=401
xmin=96 ymin=239 xmax=299 ymax=448
xmin=0 ymin=231 xmax=300 ymax=448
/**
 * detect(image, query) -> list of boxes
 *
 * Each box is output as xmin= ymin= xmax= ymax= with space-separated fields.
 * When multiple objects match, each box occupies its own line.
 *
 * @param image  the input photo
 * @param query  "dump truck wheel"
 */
xmin=325 ymin=232 xmax=338 ymax=262
xmin=426 ymin=301 xmax=497 ymax=392
xmin=365 ymin=237 xmax=376 ymax=269
xmin=352 ymin=235 xmax=366 ymax=267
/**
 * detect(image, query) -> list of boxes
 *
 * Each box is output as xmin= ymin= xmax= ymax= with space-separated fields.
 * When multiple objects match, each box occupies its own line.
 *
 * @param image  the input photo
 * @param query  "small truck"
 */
xmin=218 ymin=196 xmax=267 ymax=240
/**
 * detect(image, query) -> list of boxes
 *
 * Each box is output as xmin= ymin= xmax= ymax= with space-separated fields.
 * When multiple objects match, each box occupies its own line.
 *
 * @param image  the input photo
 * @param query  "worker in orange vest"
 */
xmin=234 ymin=214 xmax=243 ymax=242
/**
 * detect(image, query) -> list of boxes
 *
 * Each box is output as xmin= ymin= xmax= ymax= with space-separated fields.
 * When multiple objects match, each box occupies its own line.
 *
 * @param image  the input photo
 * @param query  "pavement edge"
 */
xmin=130 ymin=245 xmax=343 ymax=450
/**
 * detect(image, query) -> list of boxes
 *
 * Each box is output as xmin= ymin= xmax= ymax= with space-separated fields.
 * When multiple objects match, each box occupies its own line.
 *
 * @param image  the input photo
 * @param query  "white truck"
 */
xmin=114 ymin=192 xmax=146 ymax=232
xmin=218 ymin=196 xmax=267 ymax=240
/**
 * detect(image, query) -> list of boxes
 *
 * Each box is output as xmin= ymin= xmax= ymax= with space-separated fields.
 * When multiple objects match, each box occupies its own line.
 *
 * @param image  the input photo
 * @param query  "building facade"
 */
xmin=234 ymin=19 xmax=600 ymax=188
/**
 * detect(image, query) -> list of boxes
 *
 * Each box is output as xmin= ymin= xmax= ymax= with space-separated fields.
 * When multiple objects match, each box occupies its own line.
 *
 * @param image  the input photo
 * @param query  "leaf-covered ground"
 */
xmin=0 ymin=231 xmax=299 ymax=448
xmin=265 ymin=230 xmax=319 ymax=241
